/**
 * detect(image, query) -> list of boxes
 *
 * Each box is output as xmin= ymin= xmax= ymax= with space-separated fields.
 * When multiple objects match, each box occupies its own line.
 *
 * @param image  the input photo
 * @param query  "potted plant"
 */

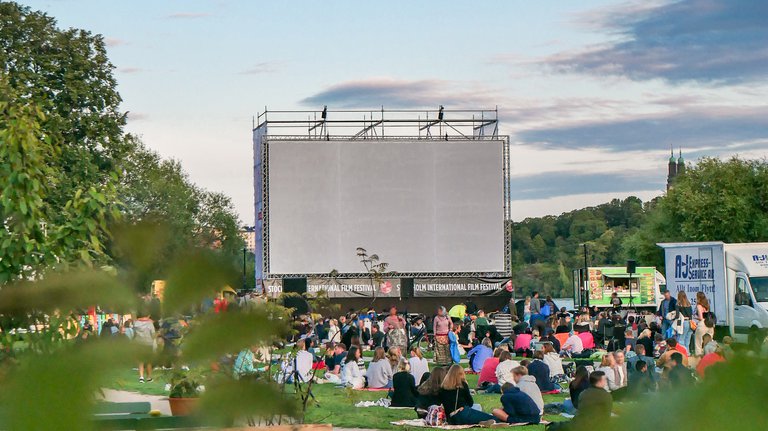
xmin=167 ymin=369 xmax=203 ymax=416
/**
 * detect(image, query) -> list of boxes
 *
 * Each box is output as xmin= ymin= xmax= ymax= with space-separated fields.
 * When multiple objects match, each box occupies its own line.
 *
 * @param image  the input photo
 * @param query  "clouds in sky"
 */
xmin=516 ymin=106 xmax=768 ymax=152
xmin=543 ymin=0 xmax=768 ymax=84
xmin=301 ymin=78 xmax=497 ymax=109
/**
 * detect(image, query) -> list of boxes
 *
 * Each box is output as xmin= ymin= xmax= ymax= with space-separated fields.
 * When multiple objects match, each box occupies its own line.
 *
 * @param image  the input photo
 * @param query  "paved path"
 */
xmin=99 ymin=388 xmax=171 ymax=416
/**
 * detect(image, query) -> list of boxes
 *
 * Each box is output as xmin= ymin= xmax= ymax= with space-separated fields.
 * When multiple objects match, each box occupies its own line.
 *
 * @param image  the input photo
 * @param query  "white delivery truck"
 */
xmin=658 ymin=242 xmax=768 ymax=345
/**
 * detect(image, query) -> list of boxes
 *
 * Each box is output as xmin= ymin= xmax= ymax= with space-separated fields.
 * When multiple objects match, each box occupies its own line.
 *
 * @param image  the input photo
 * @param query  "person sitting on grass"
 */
xmin=466 ymin=337 xmax=494 ymax=373
xmin=495 ymin=350 xmax=521 ymax=387
xmin=367 ymin=346 xmax=393 ymax=389
xmin=341 ymin=345 xmax=365 ymax=389
xmin=390 ymin=359 xmax=418 ymax=407
xmin=408 ymin=346 xmax=429 ymax=385
xmin=438 ymin=364 xmax=496 ymax=426
xmin=542 ymin=343 xmax=565 ymax=381
xmin=628 ymin=359 xmax=655 ymax=397
xmin=491 ymin=382 xmax=541 ymax=425
xmin=477 ymin=347 xmax=503 ymax=392
xmin=527 ymin=351 xmax=557 ymax=392
xmin=415 ymin=366 xmax=447 ymax=418
xmin=323 ymin=343 xmax=347 ymax=383
xmin=561 ymin=330 xmax=584 ymax=358
xmin=387 ymin=346 xmax=403 ymax=371
xmin=511 ymin=366 xmax=544 ymax=417
xmin=657 ymin=338 xmax=689 ymax=369
xmin=697 ymin=340 xmax=726 ymax=378
xmin=666 ymin=352 xmax=694 ymax=389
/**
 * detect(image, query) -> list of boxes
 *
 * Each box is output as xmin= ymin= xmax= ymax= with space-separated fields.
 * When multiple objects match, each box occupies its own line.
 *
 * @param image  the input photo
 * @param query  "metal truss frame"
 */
xmin=255 ymin=107 xmax=511 ymax=280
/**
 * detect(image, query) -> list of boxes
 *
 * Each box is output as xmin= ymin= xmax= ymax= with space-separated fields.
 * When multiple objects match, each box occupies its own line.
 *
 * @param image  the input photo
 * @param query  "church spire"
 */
xmin=667 ymin=145 xmax=678 ymax=190
xmin=677 ymin=147 xmax=685 ymax=174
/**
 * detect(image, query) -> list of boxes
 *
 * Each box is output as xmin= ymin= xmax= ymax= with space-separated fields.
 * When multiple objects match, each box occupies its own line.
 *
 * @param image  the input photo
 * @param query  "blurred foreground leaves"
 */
xmin=0 ymin=222 xmax=294 ymax=430
xmin=2 ymin=340 xmax=135 ymax=431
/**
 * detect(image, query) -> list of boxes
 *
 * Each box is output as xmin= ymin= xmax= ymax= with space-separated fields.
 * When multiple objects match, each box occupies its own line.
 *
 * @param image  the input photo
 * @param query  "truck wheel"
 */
xmin=748 ymin=327 xmax=761 ymax=351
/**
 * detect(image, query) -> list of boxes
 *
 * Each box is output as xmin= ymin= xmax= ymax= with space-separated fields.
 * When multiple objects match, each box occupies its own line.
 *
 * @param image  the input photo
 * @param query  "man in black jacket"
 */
xmin=657 ymin=290 xmax=677 ymax=338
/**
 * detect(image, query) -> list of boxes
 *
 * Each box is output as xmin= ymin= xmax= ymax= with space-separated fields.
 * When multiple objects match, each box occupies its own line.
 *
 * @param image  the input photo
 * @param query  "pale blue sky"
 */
xmin=21 ymin=0 xmax=768 ymax=223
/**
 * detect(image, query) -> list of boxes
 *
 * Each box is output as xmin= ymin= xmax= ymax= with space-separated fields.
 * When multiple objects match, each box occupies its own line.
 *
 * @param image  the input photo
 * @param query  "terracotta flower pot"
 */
xmin=168 ymin=397 xmax=199 ymax=416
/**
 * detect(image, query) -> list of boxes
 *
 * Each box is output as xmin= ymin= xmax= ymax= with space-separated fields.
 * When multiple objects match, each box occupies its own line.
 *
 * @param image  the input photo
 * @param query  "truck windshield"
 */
xmin=750 ymin=277 xmax=768 ymax=303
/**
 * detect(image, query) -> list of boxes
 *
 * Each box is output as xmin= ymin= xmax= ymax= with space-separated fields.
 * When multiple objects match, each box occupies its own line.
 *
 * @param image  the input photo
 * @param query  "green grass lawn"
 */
xmin=105 ymin=366 xmax=569 ymax=430
xmin=301 ymin=372 xmax=569 ymax=430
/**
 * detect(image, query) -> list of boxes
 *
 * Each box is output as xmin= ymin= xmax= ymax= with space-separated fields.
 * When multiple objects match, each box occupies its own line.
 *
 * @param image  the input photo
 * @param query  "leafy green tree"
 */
xmin=624 ymin=157 xmax=768 ymax=267
xmin=116 ymin=137 xmax=244 ymax=288
xmin=0 ymin=3 xmax=125 ymax=280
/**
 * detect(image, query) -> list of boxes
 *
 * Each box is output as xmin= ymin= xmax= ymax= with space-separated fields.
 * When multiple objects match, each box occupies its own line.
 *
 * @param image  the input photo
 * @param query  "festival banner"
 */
xmin=413 ymin=277 xmax=512 ymax=297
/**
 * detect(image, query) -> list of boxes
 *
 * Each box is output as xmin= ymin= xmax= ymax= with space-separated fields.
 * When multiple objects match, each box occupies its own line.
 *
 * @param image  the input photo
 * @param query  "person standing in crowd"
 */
xmin=408 ymin=346 xmax=429 ymax=386
xmin=326 ymin=319 xmax=340 ymax=343
xmin=383 ymin=306 xmax=407 ymax=353
xmin=530 ymin=292 xmax=541 ymax=317
xmin=610 ymin=292 xmax=623 ymax=311
xmin=357 ymin=319 xmax=371 ymax=347
xmin=122 ymin=319 xmax=134 ymax=340
xmin=657 ymin=290 xmax=677 ymax=338
xmin=674 ymin=291 xmax=693 ymax=352
xmin=523 ymin=296 xmax=532 ymax=324
xmin=367 ymin=347 xmax=393 ymax=389
xmin=370 ymin=324 xmax=385 ymax=348
xmin=491 ymin=382 xmax=541 ymax=425
xmin=439 ymin=364 xmax=496 ymax=426
xmin=133 ymin=305 xmax=156 ymax=383
xmin=390 ymin=359 xmax=418 ymax=407
xmin=433 ymin=306 xmax=453 ymax=366
xmin=694 ymin=292 xmax=715 ymax=356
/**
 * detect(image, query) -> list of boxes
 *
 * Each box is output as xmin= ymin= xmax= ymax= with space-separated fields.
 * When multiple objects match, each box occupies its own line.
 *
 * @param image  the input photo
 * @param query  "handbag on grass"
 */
xmin=425 ymin=405 xmax=446 ymax=426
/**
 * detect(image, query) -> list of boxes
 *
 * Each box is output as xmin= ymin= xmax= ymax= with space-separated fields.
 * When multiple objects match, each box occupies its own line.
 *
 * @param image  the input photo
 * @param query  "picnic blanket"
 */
xmin=355 ymin=398 xmax=412 ymax=409
xmin=391 ymin=419 xmax=551 ymax=429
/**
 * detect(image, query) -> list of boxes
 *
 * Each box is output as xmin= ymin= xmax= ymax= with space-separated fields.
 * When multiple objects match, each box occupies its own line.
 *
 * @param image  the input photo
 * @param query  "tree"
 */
xmin=624 ymin=157 xmax=768 ymax=266
xmin=0 ymin=3 xmax=125 ymax=280
xmin=116 ymin=137 xmax=244 ymax=288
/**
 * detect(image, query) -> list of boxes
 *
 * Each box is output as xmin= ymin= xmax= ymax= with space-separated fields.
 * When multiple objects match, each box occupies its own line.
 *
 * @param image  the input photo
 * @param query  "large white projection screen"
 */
xmin=267 ymin=139 xmax=505 ymax=274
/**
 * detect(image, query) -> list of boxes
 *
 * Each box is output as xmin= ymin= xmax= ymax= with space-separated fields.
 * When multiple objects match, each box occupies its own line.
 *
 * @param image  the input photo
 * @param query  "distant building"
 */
xmin=240 ymin=226 xmax=256 ymax=253
xmin=666 ymin=148 xmax=685 ymax=191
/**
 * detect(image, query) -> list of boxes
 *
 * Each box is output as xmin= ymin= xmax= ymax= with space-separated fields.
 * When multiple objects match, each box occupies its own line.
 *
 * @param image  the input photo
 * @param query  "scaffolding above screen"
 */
xmin=253 ymin=106 xmax=500 ymax=140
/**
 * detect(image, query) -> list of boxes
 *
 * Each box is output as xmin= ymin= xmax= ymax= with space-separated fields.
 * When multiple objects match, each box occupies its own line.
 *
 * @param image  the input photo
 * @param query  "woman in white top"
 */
xmin=326 ymin=319 xmax=340 ymax=343
xmin=596 ymin=353 xmax=619 ymax=392
xmin=341 ymin=346 xmax=365 ymax=389
xmin=408 ymin=346 xmax=429 ymax=385
xmin=541 ymin=344 xmax=565 ymax=378
xmin=495 ymin=350 xmax=520 ymax=386
xmin=694 ymin=292 xmax=715 ymax=356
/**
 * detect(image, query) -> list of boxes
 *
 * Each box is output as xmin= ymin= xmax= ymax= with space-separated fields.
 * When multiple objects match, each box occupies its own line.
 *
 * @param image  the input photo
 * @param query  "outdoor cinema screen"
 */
xmin=266 ymin=138 xmax=505 ymax=275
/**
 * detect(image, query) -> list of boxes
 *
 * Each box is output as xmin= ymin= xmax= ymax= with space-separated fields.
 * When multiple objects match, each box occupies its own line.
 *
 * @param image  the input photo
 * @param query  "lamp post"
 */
xmin=581 ymin=244 xmax=590 ymax=308
xmin=242 ymin=247 xmax=247 ymax=291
